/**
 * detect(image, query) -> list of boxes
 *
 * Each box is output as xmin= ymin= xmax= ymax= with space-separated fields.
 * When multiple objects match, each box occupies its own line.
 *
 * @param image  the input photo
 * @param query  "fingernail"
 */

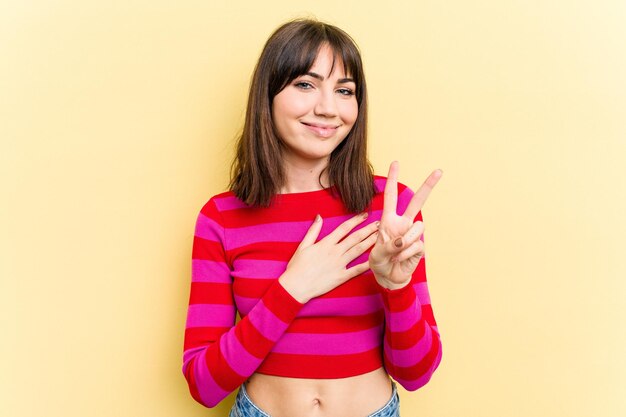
xmin=375 ymin=221 xmax=380 ymax=228
xmin=362 ymin=212 xmax=368 ymax=219
xmin=315 ymin=214 xmax=321 ymax=222
xmin=394 ymin=237 xmax=403 ymax=248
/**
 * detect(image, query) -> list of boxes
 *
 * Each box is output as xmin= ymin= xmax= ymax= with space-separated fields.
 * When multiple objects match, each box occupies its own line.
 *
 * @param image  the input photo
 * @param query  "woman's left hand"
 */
xmin=369 ymin=161 xmax=442 ymax=290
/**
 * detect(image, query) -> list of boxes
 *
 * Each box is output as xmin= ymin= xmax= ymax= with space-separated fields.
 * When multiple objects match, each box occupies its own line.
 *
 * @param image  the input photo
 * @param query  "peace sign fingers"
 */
xmin=382 ymin=161 xmax=400 ymax=218
xmin=403 ymin=169 xmax=443 ymax=221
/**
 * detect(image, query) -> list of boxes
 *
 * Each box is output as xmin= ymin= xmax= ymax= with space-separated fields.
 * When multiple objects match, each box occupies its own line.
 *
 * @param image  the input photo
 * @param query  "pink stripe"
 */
xmin=413 ymin=282 xmax=431 ymax=305
xmin=373 ymin=177 xmax=414 ymax=215
xmin=391 ymin=342 xmax=442 ymax=391
xmin=193 ymin=348 xmax=232 ymax=407
xmin=219 ymin=332 xmax=263 ymax=376
xmin=374 ymin=178 xmax=387 ymax=192
xmin=182 ymin=346 xmax=205 ymax=370
xmin=235 ymin=294 xmax=383 ymax=318
xmin=232 ymin=259 xmax=288 ymax=279
xmin=225 ymin=221 xmax=309 ymax=250
xmin=192 ymin=260 xmax=231 ymax=283
xmin=273 ymin=326 xmax=383 ymax=355
xmin=246 ymin=300 xmax=290 ymax=342
xmin=303 ymin=295 xmax=383 ymax=316
xmin=386 ymin=300 xmax=422 ymax=332
xmin=383 ymin=323 xmax=433 ymax=367
xmin=186 ymin=304 xmax=235 ymax=328
xmin=396 ymin=187 xmax=414 ymax=215
xmin=213 ymin=195 xmax=249 ymax=211
xmin=223 ymin=212 xmax=381 ymax=250
xmin=195 ymin=213 xmax=223 ymax=242
xmin=346 ymin=251 xmax=372 ymax=269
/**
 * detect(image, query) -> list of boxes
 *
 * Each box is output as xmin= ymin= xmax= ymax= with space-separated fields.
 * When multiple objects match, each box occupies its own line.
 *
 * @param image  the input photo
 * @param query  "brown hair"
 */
xmin=229 ymin=18 xmax=375 ymax=212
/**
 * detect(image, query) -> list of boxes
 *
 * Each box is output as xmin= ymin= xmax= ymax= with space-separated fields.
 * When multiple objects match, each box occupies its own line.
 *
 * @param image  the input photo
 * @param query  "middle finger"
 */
xmin=337 ymin=221 xmax=379 ymax=253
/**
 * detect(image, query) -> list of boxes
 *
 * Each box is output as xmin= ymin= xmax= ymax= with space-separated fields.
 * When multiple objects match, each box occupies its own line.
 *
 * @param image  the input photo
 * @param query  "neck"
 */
xmin=280 ymin=158 xmax=330 ymax=194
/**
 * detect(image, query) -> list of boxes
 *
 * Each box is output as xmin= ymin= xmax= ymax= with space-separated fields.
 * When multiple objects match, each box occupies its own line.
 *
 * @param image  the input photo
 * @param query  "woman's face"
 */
xmin=272 ymin=44 xmax=358 ymax=169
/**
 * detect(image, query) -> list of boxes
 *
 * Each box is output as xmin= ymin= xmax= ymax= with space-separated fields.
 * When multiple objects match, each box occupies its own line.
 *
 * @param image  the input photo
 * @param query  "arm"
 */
xmin=369 ymin=162 xmax=443 ymax=390
xmin=379 ymin=212 xmax=442 ymax=390
xmin=182 ymin=198 xmax=303 ymax=408
xmin=182 ymin=199 xmax=378 ymax=407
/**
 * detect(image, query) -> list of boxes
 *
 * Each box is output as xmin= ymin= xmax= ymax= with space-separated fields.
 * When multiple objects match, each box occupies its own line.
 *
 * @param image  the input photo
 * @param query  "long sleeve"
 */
xmin=378 ymin=201 xmax=443 ymax=390
xmin=182 ymin=198 xmax=304 ymax=408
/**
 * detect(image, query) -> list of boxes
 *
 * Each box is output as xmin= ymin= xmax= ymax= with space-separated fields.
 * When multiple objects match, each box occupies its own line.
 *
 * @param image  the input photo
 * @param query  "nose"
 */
xmin=314 ymin=89 xmax=338 ymax=118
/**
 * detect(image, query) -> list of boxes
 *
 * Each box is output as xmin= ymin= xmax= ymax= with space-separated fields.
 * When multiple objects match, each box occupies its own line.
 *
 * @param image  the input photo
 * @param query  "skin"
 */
xmin=271 ymin=44 xmax=358 ymax=194
xmin=245 ymin=44 xmax=442 ymax=417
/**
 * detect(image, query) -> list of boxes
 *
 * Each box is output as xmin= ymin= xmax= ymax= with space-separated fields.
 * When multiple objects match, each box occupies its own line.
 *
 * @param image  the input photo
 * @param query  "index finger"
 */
xmin=383 ymin=161 xmax=399 ymax=217
xmin=403 ymin=169 xmax=443 ymax=220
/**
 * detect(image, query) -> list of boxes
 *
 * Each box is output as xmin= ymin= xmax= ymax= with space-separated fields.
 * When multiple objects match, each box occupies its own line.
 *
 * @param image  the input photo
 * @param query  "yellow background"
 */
xmin=2 ymin=1 xmax=625 ymax=416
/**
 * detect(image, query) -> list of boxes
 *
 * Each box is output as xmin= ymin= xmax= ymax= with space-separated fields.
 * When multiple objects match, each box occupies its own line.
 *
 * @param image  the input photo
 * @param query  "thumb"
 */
xmin=297 ymin=214 xmax=323 ymax=250
xmin=382 ymin=235 xmax=405 ymax=258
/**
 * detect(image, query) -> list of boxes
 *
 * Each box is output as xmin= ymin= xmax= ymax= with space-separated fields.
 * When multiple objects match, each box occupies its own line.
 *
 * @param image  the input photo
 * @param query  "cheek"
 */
xmin=273 ymin=90 xmax=309 ymax=120
xmin=340 ymin=100 xmax=359 ymax=125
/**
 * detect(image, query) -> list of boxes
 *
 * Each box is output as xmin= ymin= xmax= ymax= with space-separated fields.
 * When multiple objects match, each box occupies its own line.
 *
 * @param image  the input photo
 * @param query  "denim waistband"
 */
xmin=229 ymin=380 xmax=400 ymax=417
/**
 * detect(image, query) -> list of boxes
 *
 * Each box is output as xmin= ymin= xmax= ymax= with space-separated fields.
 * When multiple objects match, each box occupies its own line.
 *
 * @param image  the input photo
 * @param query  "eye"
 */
xmin=337 ymin=88 xmax=355 ymax=97
xmin=294 ymin=81 xmax=314 ymax=90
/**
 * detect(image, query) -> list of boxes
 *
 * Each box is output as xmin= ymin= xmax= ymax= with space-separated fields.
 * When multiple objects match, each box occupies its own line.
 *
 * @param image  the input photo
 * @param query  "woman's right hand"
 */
xmin=279 ymin=212 xmax=379 ymax=304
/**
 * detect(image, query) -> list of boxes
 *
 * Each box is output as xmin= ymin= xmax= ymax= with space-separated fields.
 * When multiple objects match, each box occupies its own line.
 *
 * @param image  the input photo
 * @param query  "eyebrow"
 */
xmin=305 ymin=72 xmax=355 ymax=84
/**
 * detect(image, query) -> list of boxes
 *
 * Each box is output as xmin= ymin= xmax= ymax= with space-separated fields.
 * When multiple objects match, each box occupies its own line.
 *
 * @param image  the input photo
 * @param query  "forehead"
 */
xmin=308 ymin=45 xmax=352 ymax=78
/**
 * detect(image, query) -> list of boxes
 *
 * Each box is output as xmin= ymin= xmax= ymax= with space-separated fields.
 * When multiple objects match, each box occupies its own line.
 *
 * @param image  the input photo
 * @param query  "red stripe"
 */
xmin=413 ymin=259 xmax=426 ymax=282
xmin=192 ymin=237 xmax=225 ymax=261
xmin=233 ymin=273 xmax=379 ymax=299
xmin=261 ymin=282 xmax=303 ymax=323
xmin=214 ymin=183 xmax=413 ymax=229
xmin=233 ymin=278 xmax=274 ymax=298
xmin=200 ymin=199 xmax=224 ymax=226
xmin=219 ymin=198 xmax=349 ymax=228
xmin=189 ymin=282 xmax=233 ymax=304
xmin=385 ymin=336 xmax=441 ymax=381
xmin=422 ymin=305 xmax=437 ymax=326
xmin=205 ymin=342 xmax=244 ymax=391
xmin=319 ymin=273 xmax=379 ymax=298
xmin=234 ymin=317 xmax=275 ymax=359
xmin=226 ymin=242 xmax=297 ymax=262
xmin=385 ymin=320 xmax=427 ymax=350
xmin=286 ymin=311 xmax=384 ymax=334
xmin=183 ymin=358 xmax=204 ymax=405
xmin=381 ymin=283 xmax=416 ymax=312
xmin=258 ymin=348 xmax=383 ymax=378
xmin=184 ymin=326 xmax=229 ymax=351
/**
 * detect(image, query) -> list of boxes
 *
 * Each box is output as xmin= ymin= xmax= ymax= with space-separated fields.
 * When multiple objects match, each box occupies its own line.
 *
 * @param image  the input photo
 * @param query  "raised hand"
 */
xmin=369 ymin=161 xmax=442 ymax=290
xmin=279 ymin=212 xmax=380 ymax=303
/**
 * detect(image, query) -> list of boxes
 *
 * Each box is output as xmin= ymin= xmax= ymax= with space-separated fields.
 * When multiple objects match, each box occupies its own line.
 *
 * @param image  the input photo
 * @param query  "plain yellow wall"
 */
xmin=2 ymin=1 xmax=625 ymax=416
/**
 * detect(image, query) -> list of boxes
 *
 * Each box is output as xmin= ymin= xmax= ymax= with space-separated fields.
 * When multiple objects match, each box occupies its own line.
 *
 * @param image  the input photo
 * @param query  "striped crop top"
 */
xmin=182 ymin=177 xmax=442 ymax=407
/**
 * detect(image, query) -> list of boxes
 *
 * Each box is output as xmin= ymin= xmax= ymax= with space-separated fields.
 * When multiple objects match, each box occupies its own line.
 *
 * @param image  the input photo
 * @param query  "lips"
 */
xmin=301 ymin=122 xmax=340 ymax=138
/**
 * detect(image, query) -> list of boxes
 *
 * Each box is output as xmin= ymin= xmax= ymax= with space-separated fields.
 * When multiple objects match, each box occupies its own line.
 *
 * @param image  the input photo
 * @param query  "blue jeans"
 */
xmin=229 ymin=380 xmax=400 ymax=417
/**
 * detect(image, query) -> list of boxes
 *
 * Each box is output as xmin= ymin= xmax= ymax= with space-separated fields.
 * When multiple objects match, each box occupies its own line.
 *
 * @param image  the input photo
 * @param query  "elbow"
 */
xmin=183 ymin=371 xmax=224 ymax=409
xmin=391 ymin=339 xmax=443 ymax=392
xmin=182 ymin=357 xmax=230 ymax=409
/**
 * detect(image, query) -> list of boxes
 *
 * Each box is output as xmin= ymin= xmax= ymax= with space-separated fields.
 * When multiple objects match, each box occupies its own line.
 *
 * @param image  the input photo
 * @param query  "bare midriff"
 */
xmin=245 ymin=367 xmax=393 ymax=417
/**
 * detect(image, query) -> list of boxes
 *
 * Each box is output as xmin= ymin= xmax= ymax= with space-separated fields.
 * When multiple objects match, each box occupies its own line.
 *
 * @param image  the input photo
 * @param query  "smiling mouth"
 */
xmin=301 ymin=122 xmax=340 ymax=138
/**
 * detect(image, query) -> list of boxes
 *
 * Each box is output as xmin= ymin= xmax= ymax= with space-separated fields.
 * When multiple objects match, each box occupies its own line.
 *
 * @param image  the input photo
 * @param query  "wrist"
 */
xmin=374 ymin=275 xmax=411 ymax=291
xmin=278 ymin=272 xmax=310 ymax=304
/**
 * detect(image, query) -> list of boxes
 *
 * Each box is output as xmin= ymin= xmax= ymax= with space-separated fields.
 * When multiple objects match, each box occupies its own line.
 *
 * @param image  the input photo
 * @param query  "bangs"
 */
xmin=268 ymin=24 xmax=364 ymax=101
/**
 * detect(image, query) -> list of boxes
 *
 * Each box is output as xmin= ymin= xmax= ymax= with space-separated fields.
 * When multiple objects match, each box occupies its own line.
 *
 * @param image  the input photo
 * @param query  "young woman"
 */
xmin=182 ymin=19 xmax=443 ymax=417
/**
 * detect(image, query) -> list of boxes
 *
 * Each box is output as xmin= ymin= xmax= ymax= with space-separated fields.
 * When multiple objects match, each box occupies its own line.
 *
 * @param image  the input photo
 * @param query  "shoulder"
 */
xmin=197 ymin=190 xmax=247 ymax=216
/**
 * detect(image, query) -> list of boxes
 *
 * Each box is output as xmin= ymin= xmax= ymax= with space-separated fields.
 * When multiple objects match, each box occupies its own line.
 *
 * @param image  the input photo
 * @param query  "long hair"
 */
xmin=229 ymin=18 xmax=375 ymax=213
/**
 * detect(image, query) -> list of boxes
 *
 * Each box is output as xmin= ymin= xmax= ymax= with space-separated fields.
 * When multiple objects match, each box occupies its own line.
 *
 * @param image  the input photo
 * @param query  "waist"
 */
xmin=245 ymin=368 xmax=394 ymax=417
